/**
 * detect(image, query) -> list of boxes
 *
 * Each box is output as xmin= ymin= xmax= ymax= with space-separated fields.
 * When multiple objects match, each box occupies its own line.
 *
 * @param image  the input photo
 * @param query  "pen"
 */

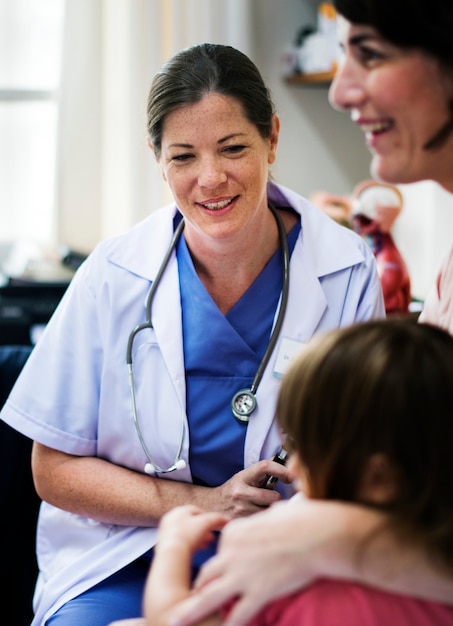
xmin=260 ymin=447 xmax=289 ymax=489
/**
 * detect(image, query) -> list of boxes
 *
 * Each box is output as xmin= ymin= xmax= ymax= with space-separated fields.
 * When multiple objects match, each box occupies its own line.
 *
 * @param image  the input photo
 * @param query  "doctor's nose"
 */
xmin=328 ymin=58 xmax=366 ymax=112
xmin=197 ymin=158 xmax=228 ymax=189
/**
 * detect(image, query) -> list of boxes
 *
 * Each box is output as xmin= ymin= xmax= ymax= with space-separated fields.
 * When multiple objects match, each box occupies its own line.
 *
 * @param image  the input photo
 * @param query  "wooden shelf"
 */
xmin=284 ymin=70 xmax=335 ymax=86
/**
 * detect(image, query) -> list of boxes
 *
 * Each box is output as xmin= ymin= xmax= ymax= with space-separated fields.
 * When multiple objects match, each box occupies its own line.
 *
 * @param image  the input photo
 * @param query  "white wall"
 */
xmin=395 ymin=183 xmax=453 ymax=300
xmin=57 ymin=0 xmax=256 ymax=253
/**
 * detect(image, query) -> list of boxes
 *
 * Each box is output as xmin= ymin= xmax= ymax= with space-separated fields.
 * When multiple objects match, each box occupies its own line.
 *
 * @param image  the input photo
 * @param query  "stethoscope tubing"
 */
xmin=126 ymin=217 xmax=186 ymax=474
xmin=126 ymin=217 xmax=185 ymax=366
xmin=249 ymin=204 xmax=289 ymax=394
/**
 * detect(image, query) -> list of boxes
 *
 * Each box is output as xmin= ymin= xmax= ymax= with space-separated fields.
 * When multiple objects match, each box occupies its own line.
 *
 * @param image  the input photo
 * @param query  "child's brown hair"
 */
xmin=278 ymin=319 xmax=453 ymax=574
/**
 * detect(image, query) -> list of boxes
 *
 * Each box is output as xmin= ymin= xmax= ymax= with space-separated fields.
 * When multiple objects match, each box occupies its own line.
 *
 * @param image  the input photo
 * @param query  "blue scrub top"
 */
xmin=178 ymin=211 xmax=300 ymax=487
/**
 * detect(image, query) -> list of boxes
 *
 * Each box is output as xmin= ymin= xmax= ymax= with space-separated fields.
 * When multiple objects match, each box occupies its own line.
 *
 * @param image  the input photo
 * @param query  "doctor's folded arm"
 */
xmin=0 ymin=43 xmax=384 ymax=625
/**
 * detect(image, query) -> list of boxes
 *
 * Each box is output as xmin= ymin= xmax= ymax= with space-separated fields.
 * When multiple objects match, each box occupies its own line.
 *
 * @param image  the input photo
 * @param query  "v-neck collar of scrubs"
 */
xmin=177 ymin=216 xmax=299 ymax=487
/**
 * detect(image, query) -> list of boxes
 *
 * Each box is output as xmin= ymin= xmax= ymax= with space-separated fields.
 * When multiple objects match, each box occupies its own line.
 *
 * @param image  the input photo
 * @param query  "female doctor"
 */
xmin=0 ymin=43 xmax=384 ymax=625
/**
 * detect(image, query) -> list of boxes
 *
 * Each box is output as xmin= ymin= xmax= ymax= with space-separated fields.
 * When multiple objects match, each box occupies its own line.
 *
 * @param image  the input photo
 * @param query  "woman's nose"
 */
xmin=328 ymin=58 xmax=366 ymax=112
xmin=197 ymin=157 xmax=227 ymax=188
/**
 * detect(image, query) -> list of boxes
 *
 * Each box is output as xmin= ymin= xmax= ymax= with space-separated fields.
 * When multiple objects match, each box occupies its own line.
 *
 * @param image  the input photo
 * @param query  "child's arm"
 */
xmin=166 ymin=497 xmax=453 ymax=626
xmin=144 ymin=505 xmax=229 ymax=626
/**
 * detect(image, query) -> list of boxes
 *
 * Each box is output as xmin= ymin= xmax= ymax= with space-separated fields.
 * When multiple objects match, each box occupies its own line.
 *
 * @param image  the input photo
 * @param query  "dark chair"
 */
xmin=0 ymin=345 xmax=41 ymax=626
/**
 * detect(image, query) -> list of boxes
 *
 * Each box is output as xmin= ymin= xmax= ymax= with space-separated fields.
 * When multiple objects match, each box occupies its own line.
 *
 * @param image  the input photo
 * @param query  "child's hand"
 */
xmin=156 ymin=505 xmax=229 ymax=556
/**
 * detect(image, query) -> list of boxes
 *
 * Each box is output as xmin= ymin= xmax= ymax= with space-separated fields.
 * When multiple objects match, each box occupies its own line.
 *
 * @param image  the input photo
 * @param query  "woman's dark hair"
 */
xmin=147 ymin=43 xmax=275 ymax=158
xmin=333 ymin=0 xmax=453 ymax=67
xmin=278 ymin=319 xmax=453 ymax=574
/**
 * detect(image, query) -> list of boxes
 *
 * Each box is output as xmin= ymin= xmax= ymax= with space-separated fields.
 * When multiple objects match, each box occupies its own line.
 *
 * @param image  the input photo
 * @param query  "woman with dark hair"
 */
xmin=169 ymin=4 xmax=453 ymax=625
xmin=141 ymin=320 xmax=453 ymax=625
xmin=0 ymin=43 xmax=382 ymax=625
xmin=329 ymin=0 xmax=453 ymax=332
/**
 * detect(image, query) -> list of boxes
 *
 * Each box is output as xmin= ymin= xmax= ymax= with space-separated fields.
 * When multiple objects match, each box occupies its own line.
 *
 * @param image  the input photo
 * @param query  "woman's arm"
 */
xmin=167 ymin=497 xmax=453 ymax=626
xmin=32 ymin=443 xmax=291 ymax=526
xmin=144 ymin=506 xmax=229 ymax=626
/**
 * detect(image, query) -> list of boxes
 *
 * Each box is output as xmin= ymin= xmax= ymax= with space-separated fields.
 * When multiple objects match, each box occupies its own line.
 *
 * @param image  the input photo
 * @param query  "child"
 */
xmin=139 ymin=320 xmax=453 ymax=625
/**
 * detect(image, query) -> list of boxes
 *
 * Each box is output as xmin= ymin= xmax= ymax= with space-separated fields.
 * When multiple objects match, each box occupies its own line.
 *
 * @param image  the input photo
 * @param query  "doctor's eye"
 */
xmin=171 ymin=153 xmax=195 ymax=163
xmin=222 ymin=144 xmax=247 ymax=156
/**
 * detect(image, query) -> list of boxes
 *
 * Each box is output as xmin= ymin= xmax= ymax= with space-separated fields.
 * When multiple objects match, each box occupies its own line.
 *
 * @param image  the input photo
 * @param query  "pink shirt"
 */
xmin=242 ymin=579 xmax=453 ymax=626
xmin=420 ymin=244 xmax=453 ymax=334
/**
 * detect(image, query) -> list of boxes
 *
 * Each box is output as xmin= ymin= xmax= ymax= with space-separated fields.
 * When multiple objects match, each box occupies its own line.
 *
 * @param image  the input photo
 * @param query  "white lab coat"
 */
xmin=0 ymin=182 xmax=384 ymax=624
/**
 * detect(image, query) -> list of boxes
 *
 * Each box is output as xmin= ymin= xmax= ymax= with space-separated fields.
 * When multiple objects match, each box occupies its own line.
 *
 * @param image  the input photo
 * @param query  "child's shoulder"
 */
xmin=247 ymin=579 xmax=453 ymax=626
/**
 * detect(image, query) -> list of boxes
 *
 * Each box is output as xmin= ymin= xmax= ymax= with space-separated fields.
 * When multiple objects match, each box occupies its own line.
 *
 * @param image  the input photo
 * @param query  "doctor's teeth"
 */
xmin=203 ymin=199 xmax=232 ymax=210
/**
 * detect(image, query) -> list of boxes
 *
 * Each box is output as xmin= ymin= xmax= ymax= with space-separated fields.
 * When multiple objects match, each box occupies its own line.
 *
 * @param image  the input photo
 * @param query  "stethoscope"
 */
xmin=126 ymin=204 xmax=290 ymax=474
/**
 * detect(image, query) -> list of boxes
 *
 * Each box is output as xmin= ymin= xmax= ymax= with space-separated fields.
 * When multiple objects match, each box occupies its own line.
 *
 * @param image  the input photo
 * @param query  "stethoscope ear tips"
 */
xmin=143 ymin=458 xmax=187 ymax=475
xmin=144 ymin=463 xmax=156 ymax=475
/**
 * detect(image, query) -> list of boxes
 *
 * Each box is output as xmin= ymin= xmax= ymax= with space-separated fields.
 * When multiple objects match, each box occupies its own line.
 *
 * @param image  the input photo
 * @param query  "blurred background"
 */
xmin=1 ymin=0 xmax=453 ymax=303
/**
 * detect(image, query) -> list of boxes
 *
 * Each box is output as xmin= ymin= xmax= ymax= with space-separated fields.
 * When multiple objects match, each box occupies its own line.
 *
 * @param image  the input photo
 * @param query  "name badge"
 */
xmin=273 ymin=337 xmax=306 ymax=379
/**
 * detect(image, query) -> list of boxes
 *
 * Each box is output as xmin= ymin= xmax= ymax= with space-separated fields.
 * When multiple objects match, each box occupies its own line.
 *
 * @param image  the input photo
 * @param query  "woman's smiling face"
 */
xmin=155 ymin=92 xmax=279 ymax=245
xmin=329 ymin=17 xmax=453 ymax=190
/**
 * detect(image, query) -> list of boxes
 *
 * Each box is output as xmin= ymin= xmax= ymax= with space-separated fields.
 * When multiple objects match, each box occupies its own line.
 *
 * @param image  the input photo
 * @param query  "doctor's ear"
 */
xmin=147 ymin=137 xmax=165 ymax=181
xmin=147 ymin=137 xmax=161 ymax=161
xmin=147 ymin=137 xmax=156 ymax=154
xmin=267 ymin=114 xmax=280 ymax=165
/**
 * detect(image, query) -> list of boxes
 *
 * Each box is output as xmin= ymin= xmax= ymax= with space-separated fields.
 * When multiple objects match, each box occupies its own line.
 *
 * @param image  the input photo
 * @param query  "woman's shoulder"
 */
xmin=436 ymin=243 xmax=453 ymax=288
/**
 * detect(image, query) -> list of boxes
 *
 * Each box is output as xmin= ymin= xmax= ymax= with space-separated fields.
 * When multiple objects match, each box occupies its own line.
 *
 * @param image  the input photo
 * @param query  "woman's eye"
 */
xmin=358 ymin=45 xmax=384 ymax=65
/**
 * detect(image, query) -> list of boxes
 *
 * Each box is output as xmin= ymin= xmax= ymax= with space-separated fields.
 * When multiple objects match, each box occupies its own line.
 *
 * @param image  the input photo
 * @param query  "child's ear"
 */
xmin=357 ymin=453 xmax=398 ymax=505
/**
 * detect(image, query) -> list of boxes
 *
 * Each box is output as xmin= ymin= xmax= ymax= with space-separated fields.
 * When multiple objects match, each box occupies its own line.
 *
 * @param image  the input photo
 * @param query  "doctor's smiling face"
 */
xmin=155 ymin=92 xmax=279 ymax=246
xmin=329 ymin=16 xmax=453 ymax=190
xmin=146 ymin=44 xmax=283 ymax=255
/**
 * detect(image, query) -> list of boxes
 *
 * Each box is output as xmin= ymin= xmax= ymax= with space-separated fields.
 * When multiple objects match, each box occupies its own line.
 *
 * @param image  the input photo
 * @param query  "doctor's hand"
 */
xmin=211 ymin=457 xmax=292 ymax=519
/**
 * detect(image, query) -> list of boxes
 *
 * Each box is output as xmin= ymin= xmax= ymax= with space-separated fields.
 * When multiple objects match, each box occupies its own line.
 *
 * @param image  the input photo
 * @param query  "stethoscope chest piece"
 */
xmin=231 ymin=388 xmax=257 ymax=423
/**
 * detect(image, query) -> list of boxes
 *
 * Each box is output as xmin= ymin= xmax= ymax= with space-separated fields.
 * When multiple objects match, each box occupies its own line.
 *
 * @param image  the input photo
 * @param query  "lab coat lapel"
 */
xmin=151 ymin=249 xmax=187 ymax=415
xmin=134 ymin=209 xmax=191 ymax=474
xmin=112 ymin=206 xmax=187 ymax=402
xmin=244 ymin=233 xmax=328 ymax=465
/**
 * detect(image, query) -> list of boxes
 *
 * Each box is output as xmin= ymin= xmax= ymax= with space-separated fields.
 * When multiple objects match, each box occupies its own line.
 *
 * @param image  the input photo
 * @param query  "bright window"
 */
xmin=0 ymin=0 xmax=65 ymax=245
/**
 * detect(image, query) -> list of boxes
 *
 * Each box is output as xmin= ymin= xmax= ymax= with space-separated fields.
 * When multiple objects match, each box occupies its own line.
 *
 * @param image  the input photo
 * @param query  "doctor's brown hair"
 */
xmin=146 ymin=43 xmax=275 ymax=159
xmin=277 ymin=319 xmax=453 ymax=574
